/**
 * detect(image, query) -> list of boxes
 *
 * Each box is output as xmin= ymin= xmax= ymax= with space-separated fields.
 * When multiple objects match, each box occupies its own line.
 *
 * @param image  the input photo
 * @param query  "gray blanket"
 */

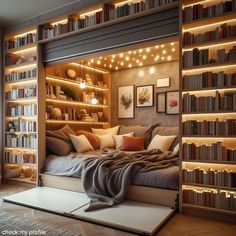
xmin=81 ymin=149 xmax=179 ymax=211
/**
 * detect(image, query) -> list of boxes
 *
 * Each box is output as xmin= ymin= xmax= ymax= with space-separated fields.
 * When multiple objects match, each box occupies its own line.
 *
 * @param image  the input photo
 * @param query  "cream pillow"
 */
xmin=147 ymin=135 xmax=176 ymax=152
xmin=92 ymin=126 xmax=119 ymax=135
xmin=97 ymin=134 xmax=115 ymax=149
xmin=69 ymin=134 xmax=94 ymax=153
xmin=113 ymin=132 xmax=134 ymax=149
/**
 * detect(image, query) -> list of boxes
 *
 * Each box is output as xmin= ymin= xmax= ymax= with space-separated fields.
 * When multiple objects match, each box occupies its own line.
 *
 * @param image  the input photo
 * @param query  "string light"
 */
xmin=128 ymin=64 xmax=132 ymax=68
xmin=162 ymin=50 xmax=166 ymax=54
xmin=125 ymin=56 xmax=129 ymax=61
xmin=139 ymin=62 xmax=143 ymax=66
xmin=146 ymin=48 xmax=150 ymax=52
xmin=142 ymin=55 xmax=147 ymax=60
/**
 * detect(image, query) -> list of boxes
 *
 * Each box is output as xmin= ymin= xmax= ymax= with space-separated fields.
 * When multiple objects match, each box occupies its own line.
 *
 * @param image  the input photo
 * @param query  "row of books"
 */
xmin=182 ymin=46 xmax=236 ymax=68
xmin=183 ymin=168 xmax=236 ymax=187
xmin=5 ymin=87 xmax=37 ymax=100
xmin=46 ymin=107 xmax=78 ymax=121
xmin=182 ymin=71 xmax=236 ymax=91
xmin=5 ymin=33 xmax=36 ymax=50
xmin=5 ymin=151 xmax=36 ymax=164
xmin=7 ymin=104 xmax=37 ymax=117
xmin=40 ymin=0 xmax=177 ymax=39
xmin=183 ymin=188 xmax=236 ymax=211
xmin=9 ymin=119 xmax=37 ymax=132
xmin=182 ymin=91 xmax=236 ymax=112
xmin=183 ymin=119 xmax=236 ymax=136
xmin=5 ymin=69 xmax=37 ymax=83
xmin=183 ymin=23 xmax=236 ymax=46
xmin=182 ymin=0 xmax=236 ymax=23
xmin=183 ymin=142 xmax=236 ymax=162
xmin=6 ymin=134 xmax=37 ymax=149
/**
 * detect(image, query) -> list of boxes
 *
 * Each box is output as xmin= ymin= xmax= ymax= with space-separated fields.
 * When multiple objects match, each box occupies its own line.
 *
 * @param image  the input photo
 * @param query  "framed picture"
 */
xmin=156 ymin=92 xmax=166 ymax=113
xmin=118 ymin=85 xmax=134 ymax=118
xmin=156 ymin=77 xmax=170 ymax=88
xmin=136 ymin=85 xmax=154 ymax=107
xmin=166 ymin=90 xmax=179 ymax=115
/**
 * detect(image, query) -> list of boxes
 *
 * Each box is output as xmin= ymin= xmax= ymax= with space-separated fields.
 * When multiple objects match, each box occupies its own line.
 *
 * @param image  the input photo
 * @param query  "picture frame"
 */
xmin=118 ymin=85 xmax=134 ymax=118
xmin=166 ymin=90 xmax=179 ymax=115
xmin=136 ymin=84 xmax=154 ymax=107
xmin=156 ymin=92 xmax=166 ymax=113
xmin=156 ymin=77 xmax=170 ymax=88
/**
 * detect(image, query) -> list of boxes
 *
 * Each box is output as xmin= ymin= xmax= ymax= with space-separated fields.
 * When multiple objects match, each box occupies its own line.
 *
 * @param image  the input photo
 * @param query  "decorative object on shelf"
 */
xmin=97 ymin=112 xmax=104 ymax=122
xmin=50 ymin=107 xmax=62 ymax=120
xmin=8 ymin=121 xmax=16 ymax=132
xmin=156 ymin=77 xmax=170 ymax=88
xmin=136 ymin=84 xmax=154 ymax=107
xmin=118 ymin=85 xmax=134 ymax=119
xmin=156 ymin=92 xmax=166 ymax=113
xmin=66 ymin=69 xmax=76 ymax=79
xmin=85 ymin=74 xmax=93 ymax=85
xmin=91 ymin=113 xmax=99 ymax=122
xmin=166 ymin=90 xmax=179 ymax=115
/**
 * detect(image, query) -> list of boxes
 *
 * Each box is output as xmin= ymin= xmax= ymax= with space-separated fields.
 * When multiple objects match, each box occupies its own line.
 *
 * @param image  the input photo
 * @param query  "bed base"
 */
xmin=40 ymin=173 xmax=178 ymax=208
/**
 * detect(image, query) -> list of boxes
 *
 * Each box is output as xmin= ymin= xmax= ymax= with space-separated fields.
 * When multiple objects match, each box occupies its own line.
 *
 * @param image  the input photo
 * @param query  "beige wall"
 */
xmin=111 ymin=61 xmax=179 ymax=127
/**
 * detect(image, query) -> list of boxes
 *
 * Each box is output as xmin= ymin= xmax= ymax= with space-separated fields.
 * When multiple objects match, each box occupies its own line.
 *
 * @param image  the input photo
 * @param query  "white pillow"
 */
xmin=173 ymin=143 xmax=179 ymax=154
xmin=113 ymin=132 xmax=134 ymax=149
xmin=69 ymin=134 xmax=94 ymax=153
xmin=92 ymin=126 xmax=119 ymax=135
xmin=147 ymin=135 xmax=176 ymax=152
xmin=97 ymin=134 xmax=115 ymax=149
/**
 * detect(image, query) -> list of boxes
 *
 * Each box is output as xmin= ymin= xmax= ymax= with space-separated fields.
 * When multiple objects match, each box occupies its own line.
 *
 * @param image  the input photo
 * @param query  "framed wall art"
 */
xmin=156 ymin=92 xmax=166 ymax=113
xmin=166 ymin=90 xmax=179 ymax=115
xmin=136 ymin=84 xmax=154 ymax=107
xmin=156 ymin=77 xmax=170 ymax=88
xmin=118 ymin=85 xmax=134 ymax=118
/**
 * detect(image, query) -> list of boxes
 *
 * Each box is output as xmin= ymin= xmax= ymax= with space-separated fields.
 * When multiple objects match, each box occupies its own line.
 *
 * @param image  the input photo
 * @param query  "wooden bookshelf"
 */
xmin=3 ymin=27 xmax=38 ymax=186
xmin=180 ymin=0 xmax=236 ymax=219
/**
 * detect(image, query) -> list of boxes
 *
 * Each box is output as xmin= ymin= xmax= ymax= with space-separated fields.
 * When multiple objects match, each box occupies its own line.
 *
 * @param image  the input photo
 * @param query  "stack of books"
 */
xmin=6 ymin=134 xmax=37 ymax=149
xmin=5 ymin=151 xmax=36 ymax=164
xmin=7 ymin=104 xmax=37 ymax=116
xmin=5 ymin=87 xmax=37 ymax=100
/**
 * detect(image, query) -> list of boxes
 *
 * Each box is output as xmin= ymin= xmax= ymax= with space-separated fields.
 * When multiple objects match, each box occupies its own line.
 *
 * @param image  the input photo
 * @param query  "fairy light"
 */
xmin=155 ymin=45 xmax=159 ymax=49
xmin=109 ymin=64 xmax=112 ymax=68
xmin=162 ymin=50 xmax=166 ymax=54
xmin=115 ymin=66 xmax=119 ymax=70
xmin=120 ymin=61 xmax=124 ymax=66
xmin=97 ymin=60 xmax=101 ymax=65
xmin=142 ymin=55 xmax=147 ymax=60
xmin=125 ymin=56 xmax=129 ymax=61
xmin=128 ymin=64 xmax=132 ymax=68
xmin=139 ymin=62 xmax=143 ymax=66
xmin=119 ymin=53 xmax=123 ymax=58
xmin=172 ymin=48 xmax=176 ymax=52
xmin=146 ymin=48 xmax=150 ymax=52
xmin=161 ymin=44 xmax=164 ymax=48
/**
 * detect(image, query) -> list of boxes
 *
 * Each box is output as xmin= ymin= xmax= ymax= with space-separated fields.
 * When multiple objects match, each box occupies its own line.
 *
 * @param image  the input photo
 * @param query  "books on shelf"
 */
xmin=183 ymin=71 xmax=236 ymax=90
xmin=182 ymin=0 xmax=236 ymax=23
xmin=183 ymin=91 xmax=236 ymax=112
xmin=183 ymin=142 xmax=236 ymax=162
xmin=5 ymin=87 xmax=37 ymax=100
xmin=5 ymin=69 xmax=37 ymax=83
xmin=183 ymin=23 xmax=236 ymax=46
xmin=5 ymin=151 xmax=36 ymax=165
xmin=10 ymin=119 xmax=37 ymax=132
xmin=183 ymin=168 xmax=236 ymax=187
xmin=5 ymin=33 xmax=36 ymax=50
xmin=7 ymin=104 xmax=37 ymax=116
xmin=183 ymin=119 xmax=236 ymax=136
xmin=6 ymin=134 xmax=37 ymax=149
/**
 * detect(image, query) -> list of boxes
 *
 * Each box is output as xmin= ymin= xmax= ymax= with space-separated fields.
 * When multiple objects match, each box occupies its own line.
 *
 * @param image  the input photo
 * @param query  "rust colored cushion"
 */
xmin=122 ymin=136 xmax=144 ymax=151
xmin=76 ymin=130 xmax=100 ymax=150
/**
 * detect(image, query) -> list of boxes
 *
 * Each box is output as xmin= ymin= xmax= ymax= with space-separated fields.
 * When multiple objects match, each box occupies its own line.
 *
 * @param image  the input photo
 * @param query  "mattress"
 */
xmin=44 ymin=150 xmax=179 ymax=190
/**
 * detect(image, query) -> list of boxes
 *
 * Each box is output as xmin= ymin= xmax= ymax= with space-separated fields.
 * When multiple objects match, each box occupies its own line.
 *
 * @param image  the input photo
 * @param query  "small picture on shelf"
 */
xmin=156 ymin=92 xmax=165 ymax=113
xmin=166 ymin=90 xmax=179 ymax=115
xmin=136 ymin=85 xmax=154 ymax=107
xmin=91 ymin=113 xmax=99 ymax=122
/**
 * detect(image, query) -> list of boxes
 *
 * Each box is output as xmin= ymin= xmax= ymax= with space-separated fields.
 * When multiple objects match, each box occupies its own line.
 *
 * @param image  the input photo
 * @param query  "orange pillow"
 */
xmin=76 ymin=130 xmax=100 ymax=150
xmin=122 ymin=136 xmax=144 ymax=151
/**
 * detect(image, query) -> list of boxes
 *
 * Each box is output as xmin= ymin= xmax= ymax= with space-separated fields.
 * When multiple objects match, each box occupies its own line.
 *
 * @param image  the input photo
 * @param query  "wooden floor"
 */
xmin=0 ymin=184 xmax=236 ymax=236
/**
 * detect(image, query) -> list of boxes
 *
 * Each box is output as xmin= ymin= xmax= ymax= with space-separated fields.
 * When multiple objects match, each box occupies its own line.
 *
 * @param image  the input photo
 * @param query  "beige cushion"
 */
xmin=97 ymin=134 xmax=115 ymax=149
xmin=147 ymin=135 xmax=177 ymax=152
xmin=113 ymin=132 xmax=134 ymax=149
xmin=69 ymin=134 xmax=94 ymax=153
xmin=92 ymin=126 xmax=120 ymax=135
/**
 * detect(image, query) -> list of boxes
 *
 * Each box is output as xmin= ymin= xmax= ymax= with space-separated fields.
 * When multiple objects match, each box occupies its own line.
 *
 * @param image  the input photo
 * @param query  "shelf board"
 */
xmin=182 ymin=111 xmax=236 ymax=115
xmin=5 ymin=147 xmax=37 ymax=151
xmin=183 ymin=183 xmax=236 ymax=192
xmin=46 ymin=98 xmax=109 ymax=108
xmin=182 ymin=36 xmax=236 ymax=51
xmin=182 ymin=0 xmax=208 ymax=8
xmin=183 ymin=160 xmax=236 ymax=165
xmin=38 ymin=2 xmax=179 ymax=43
xmin=6 ymin=115 xmax=37 ymax=119
xmin=5 ymin=61 xmax=37 ymax=70
xmin=182 ymin=204 xmax=236 ymax=215
xmin=6 ymin=177 xmax=36 ymax=185
xmin=182 ymin=135 xmax=236 ymax=138
xmin=5 ymin=131 xmax=37 ymax=134
xmin=5 ymin=162 xmax=36 ymax=167
xmin=5 ymin=43 xmax=37 ymax=54
xmin=5 ymin=77 xmax=37 ymax=85
xmin=182 ymin=11 xmax=236 ymax=31
xmin=182 ymin=60 xmax=236 ymax=73
xmin=46 ymin=75 xmax=109 ymax=91
xmin=46 ymin=119 xmax=109 ymax=125
xmin=5 ymin=97 xmax=37 ymax=103
xmin=182 ymin=86 xmax=236 ymax=93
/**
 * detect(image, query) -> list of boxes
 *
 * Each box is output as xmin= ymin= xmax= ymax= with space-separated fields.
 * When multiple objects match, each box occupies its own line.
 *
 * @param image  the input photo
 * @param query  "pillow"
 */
xmin=113 ymin=132 xmax=134 ymax=149
xmin=173 ymin=143 xmax=179 ymax=154
xmin=97 ymin=134 xmax=115 ymax=149
xmin=119 ymin=124 xmax=158 ymax=149
xmin=76 ymin=130 xmax=100 ymax=150
xmin=92 ymin=126 xmax=120 ymax=135
xmin=122 ymin=136 xmax=144 ymax=151
xmin=147 ymin=135 xmax=176 ymax=152
xmin=46 ymin=136 xmax=73 ymax=156
xmin=69 ymin=134 xmax=94 ymax=153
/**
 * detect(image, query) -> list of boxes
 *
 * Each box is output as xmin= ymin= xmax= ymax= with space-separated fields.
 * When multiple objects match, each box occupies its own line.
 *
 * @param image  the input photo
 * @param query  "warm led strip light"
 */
xmin=14 ymin=30 xmax=37 ymax=38
xmin=46 ymin=119 xmax=109 ymax=125
xmin=115 ymin=0 xmax=140 ymax=7
xmin=51 ymin=19 xmax=68 ymax=26
xmin=46 ymin=76 xmax=108 ymax=91
xmin=182 ymin=87 xmax=236 ymax=94
xmin=6 ymin=116 xmax=37 ymax=120
xmin=6 ymin=63 xmax=37 ymax=71
xmin=182 ymin=0 xmax=212 ymax=9
xmin=5 ymin=163 xmax=36 ymax=168
xmin=182 ymin=136 xmax=236 ymax=139
xmin=71 ymin=63 xmax=107 ymax=74
xmin=13 ymin=46 xmax=37 ymax=54
xmin=182 ymin=112 xmax=236 ymax=117
xmin=5 ymin=147 xmax=37 ymax=152
xmin=6 ymin=97 xmax=37 ymax=103
xmin=6 ymin=78 xmax=37 ymax=86
xmin=46 ymin=98 xmax=108 ymax=108
xmin=80 ymin=8 xmax=103 ymax=17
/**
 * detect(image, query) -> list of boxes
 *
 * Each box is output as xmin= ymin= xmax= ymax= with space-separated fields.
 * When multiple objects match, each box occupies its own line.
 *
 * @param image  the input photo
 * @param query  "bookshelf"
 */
xmin=3 ymin=27 xmax=38 ymax=185
xmin=181 ymin=0 xmax=236 ymax=220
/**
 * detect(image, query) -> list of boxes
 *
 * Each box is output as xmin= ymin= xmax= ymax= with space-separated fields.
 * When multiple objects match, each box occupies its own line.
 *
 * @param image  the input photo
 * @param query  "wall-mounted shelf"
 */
xmin=5 ymin=61 xmax=37 ymax=71
xmin=6 ymin=43 xmax=37 ymax=53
